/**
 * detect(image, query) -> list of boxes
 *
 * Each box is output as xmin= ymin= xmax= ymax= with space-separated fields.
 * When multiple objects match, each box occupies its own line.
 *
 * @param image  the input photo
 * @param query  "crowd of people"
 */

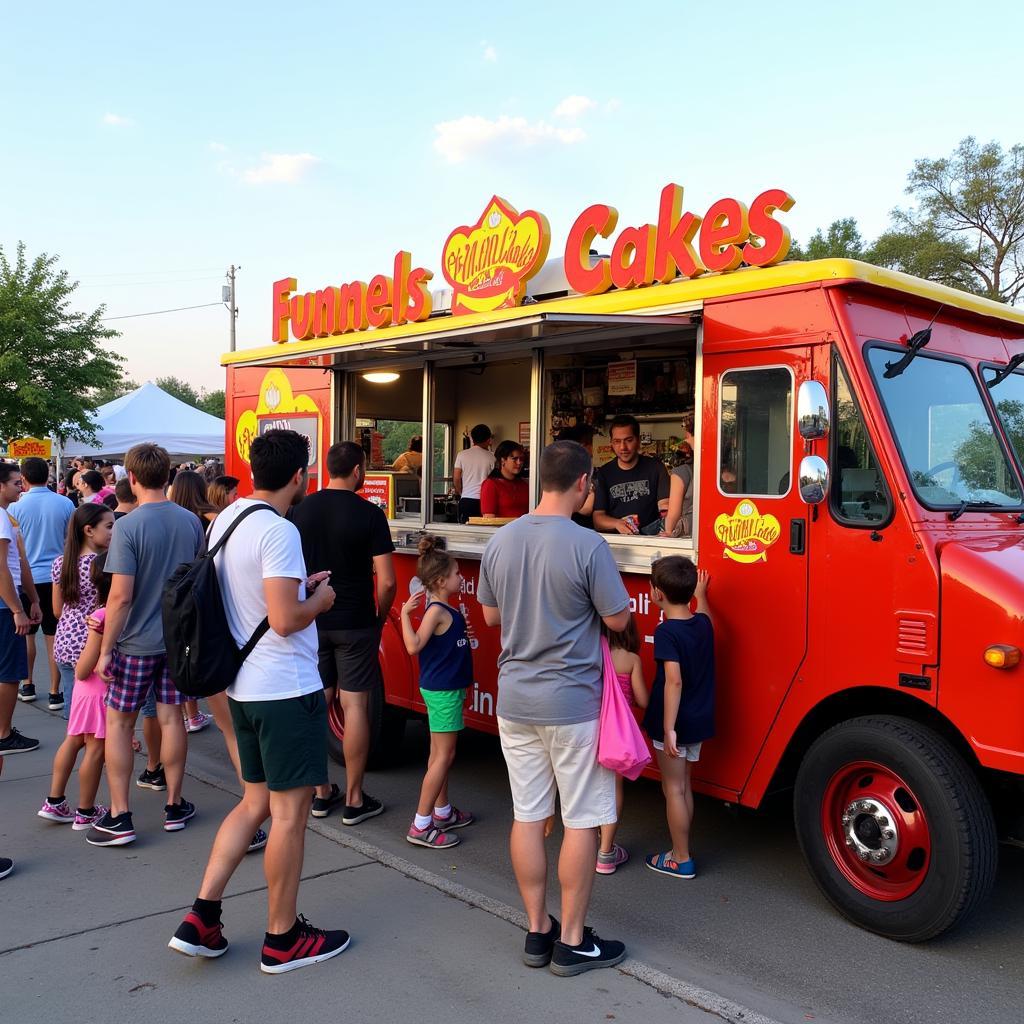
xmin=0 ymin=432 xmax=716 ymax=980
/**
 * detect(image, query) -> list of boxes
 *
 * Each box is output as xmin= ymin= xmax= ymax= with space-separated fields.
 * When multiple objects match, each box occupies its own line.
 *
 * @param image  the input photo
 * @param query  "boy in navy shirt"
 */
xmin=642 ymin=556 xmax=713 ymax=879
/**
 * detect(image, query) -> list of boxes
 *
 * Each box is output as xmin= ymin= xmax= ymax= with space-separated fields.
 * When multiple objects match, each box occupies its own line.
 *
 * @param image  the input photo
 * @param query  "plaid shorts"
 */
xmin=105 ymin=651 xmax=184 ymax=713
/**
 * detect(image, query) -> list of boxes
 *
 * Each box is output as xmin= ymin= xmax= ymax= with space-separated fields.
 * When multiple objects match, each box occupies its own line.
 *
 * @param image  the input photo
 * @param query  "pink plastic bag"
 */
xmin=597 ymin=637 xmax=652 ymax=781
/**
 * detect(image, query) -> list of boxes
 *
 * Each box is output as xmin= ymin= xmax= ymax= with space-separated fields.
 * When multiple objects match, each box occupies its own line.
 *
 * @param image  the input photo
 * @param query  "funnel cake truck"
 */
xmin=224 ymin=184 xmax=1024 ymax=941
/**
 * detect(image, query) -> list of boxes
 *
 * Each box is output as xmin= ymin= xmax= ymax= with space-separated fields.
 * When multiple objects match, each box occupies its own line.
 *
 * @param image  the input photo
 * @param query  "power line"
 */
xmin=101 ymin=302 xmax=224 ymax=321
xmin=79 ymin=276 xmax=224 ymax=289
xmin=77 ymin=266 xmax=225 ymax=279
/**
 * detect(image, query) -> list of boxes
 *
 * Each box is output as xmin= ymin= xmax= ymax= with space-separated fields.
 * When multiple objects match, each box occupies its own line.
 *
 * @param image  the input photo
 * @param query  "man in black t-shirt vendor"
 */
xmin=592 ymin=415 xmax=670 ymax=536
xmin=291 ymin=441 xmax=396 ymax=826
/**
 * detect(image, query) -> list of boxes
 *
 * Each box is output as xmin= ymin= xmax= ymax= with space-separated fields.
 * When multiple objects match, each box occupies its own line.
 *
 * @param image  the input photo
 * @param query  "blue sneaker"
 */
xmin=644 ymin=851 xmax=696 ymax=879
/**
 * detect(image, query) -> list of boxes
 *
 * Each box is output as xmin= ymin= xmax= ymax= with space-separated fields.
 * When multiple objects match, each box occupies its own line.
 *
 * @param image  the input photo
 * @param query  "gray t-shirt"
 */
xmin=477 ymin=514 xmax=630 ymax=725
xmin=105 ymin=501 xmax=204 ymax=655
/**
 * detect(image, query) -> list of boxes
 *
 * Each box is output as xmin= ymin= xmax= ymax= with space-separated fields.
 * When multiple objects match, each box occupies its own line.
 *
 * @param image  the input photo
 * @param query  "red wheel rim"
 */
xmin=820 ymin=760 xmax=931 ymax=901
xmin=327 ymin=692 xmax=344 ymax=742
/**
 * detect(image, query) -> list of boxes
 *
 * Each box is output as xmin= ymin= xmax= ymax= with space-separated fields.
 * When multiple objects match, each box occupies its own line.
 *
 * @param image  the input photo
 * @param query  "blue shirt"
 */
xmin=418 ymin=602 xmax=473 ymax=691
xmin=12 ymin=487 xmax=74 ymax=584
xmin=642 ymin=614 xmax=715 ymax=745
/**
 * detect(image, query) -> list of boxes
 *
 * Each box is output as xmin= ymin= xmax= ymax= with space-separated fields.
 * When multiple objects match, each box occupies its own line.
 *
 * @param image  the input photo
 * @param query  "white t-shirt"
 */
xmin=455 ymin=445 xmax=496 ymax=500
xmin=209 ymin=499 xmax=322 ymax=702
xmin=0 ymin=512 xmax=22 ymax=611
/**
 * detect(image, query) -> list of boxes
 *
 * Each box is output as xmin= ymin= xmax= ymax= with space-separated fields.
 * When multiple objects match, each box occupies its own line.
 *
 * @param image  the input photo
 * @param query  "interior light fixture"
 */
xmin=362 ymin=371 xmax=400 ymax=384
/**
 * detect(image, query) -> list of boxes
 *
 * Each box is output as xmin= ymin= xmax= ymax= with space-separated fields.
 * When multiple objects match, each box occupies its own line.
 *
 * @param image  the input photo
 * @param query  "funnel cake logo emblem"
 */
xmin=442 ymin=196 xmax=551 ymax=315
xmin=714 ymin=500 xmax=781 ymax=563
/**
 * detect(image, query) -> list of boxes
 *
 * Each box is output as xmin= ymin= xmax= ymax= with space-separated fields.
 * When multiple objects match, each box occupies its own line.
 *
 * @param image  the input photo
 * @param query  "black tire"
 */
xmin=793 ymin=714 xmax=997 ymax=942
xmin=326 ymin=685 xmax=406 ymax=769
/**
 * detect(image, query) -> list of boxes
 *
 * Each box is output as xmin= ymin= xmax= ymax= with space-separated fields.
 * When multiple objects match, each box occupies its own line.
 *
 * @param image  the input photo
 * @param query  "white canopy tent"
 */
xmin=63 ymin=382 xmax=226 ymax=459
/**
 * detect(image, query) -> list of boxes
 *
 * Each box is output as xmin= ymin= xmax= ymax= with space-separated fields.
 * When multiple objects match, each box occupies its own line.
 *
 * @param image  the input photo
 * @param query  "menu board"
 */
xmin=358 ymin=474 xmax=394 ymax=518
xmin=607 ymin=360 xmax=638 ymax=396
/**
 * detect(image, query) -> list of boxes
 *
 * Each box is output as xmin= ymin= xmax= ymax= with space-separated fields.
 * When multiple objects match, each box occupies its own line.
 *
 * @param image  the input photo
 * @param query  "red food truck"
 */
xmin=224 ymin=184 xmax=1024 ymax=942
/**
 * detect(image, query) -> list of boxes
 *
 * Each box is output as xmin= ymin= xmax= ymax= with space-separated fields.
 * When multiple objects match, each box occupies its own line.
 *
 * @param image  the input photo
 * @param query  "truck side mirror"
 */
xmin=797 ymin=381 xmax=830 ymax=440
xmin=798 ymin=455 xmax=829 ymax=505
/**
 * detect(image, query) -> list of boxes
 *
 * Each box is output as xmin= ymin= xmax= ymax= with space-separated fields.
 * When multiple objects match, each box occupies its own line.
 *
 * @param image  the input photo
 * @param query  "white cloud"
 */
xmin=433 ymin=115 xmax=585 ymax=164
xmin=481 ymin=41 xmax=497 ymax=62
xmin=102 ymin=112 xmax=133 ymax=127
xmin=604 ymin=97 xmax=623 ymax=113
xmin=553 ymin=95 xmax=597 ymax=119
xmin=208 ymin=141 xmax=228 ymax=152
xmin=241 ymin=152 xmax=319 ymax=184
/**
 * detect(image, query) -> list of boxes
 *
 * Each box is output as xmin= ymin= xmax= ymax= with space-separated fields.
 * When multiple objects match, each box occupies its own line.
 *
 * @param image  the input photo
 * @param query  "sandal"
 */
xmin=406 ymin=822 xmax=461 ymax=849
xmin=644 ymin=851 xmax=695 ymax=879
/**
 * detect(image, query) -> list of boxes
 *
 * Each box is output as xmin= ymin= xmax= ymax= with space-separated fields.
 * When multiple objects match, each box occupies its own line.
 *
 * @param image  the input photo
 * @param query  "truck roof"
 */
xmin=223 ymin=258 xmax=1024 ymax=366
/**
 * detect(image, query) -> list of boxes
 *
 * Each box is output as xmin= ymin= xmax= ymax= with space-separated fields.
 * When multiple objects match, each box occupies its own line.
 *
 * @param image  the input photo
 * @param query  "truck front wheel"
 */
xmin=794 ymin=715 xmax=996 ymax=941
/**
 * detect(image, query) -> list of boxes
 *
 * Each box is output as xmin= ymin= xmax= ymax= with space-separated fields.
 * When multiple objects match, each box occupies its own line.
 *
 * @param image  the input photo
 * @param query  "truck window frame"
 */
xmin=864 ymin=341 xmax=1024 ymax=512
xmin=979 ymin=361 xmax=1024 ymax=485
xmin=828 ymin=351 xmax=895 ymax=530
xmin=717 ymin=363 xmax=794 ymax=499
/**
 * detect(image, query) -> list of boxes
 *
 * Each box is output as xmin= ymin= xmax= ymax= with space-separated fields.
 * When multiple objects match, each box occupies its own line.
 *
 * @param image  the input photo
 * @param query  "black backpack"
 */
xmin=162 ymin=502 xmax=277 ymax=697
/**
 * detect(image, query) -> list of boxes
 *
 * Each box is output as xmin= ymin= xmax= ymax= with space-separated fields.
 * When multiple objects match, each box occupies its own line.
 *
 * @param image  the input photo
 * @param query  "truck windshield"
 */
xmin=867 ymin=347 xmax=1022 ymax=508
xmin=983 ymin=366 xmax=1024 ymax=471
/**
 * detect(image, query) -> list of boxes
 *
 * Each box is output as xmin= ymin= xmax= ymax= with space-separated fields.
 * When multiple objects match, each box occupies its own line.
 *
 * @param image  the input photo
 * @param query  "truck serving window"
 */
xmin=867 ymin=348 xmax=1022 ymax=508
xmin=831 ymin=358 xmax=891 ymax=525
xmin=719 ymin=367 xmax=792 ymax=496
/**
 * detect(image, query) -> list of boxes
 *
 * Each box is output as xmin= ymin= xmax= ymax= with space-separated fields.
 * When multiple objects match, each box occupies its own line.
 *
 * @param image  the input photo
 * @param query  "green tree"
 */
xmin=198 ymin=389 xmax=226 ymax=419
xmin=791 ymin=217 xmax=866 ymax=260
xmin=156 ymin=375 xmax=201 ymax=407
xmin=866 ymin=221 xmax=977 ymax=291
xmin=0 ymin=241 xmax=123 ymax=443
xmin=893 ymin=137 xmax=1024 ymax=302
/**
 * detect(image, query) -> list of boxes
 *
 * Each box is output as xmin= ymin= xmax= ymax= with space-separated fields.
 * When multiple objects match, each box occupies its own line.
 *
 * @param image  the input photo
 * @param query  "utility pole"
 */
xmin=223 ymin=264 xmax=240 ymax=351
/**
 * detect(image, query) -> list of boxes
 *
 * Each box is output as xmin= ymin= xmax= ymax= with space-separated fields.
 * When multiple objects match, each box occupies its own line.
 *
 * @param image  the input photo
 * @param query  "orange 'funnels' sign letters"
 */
xmin=273 ymin=251 xmax=433 ymax=344
xmin=269 ymin=182 xmax=795 ymax=344
xmin=563 ymin=185 xmax=795 ymax=295
xmin=441 ymin=196 xmax=551 ymax=315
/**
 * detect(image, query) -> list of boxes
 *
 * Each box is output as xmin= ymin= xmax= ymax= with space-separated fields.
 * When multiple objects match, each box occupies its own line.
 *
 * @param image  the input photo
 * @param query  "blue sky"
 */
xmin=2 ymin=1 xmax=1021 ymax=391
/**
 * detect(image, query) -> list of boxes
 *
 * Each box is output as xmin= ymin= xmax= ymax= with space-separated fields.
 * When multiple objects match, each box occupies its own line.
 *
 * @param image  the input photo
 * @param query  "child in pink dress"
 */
xmin=37 ymin=555 xmax=111 ymax=830
xmin=596 ymin=614 xmax=649 ymax=875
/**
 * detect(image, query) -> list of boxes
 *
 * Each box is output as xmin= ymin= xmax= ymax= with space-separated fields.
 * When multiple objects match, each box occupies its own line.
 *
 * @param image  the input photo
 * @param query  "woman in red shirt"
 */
xmin=480 ymin=441 xmax=528 ymax=519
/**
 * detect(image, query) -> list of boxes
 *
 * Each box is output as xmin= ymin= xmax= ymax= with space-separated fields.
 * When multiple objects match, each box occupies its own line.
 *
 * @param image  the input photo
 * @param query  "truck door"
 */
xmin=697 ymin=346 xmax=814 ymax=793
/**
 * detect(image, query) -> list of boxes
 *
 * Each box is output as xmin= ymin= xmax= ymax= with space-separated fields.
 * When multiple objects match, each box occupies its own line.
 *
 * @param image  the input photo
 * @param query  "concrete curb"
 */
xmin=185 ymin=764 xmax=784 ymax=1024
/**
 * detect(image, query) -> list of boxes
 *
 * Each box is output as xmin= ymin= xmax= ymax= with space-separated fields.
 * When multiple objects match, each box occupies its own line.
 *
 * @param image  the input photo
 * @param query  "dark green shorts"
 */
xmin=228 ymin=691 xmax=328 ymax=792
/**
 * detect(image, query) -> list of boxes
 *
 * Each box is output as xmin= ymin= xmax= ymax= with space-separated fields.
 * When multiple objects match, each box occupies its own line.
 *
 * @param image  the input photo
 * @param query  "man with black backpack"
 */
xmin=169 ymin=429 xmax=351 ymax=974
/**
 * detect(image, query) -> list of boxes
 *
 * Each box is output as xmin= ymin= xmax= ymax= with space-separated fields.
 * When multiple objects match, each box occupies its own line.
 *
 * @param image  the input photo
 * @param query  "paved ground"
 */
xmin=0 ymin=698 xmax=772 ymax=1024
xmin=4 ymin=670 xmax=1022 ymax=1024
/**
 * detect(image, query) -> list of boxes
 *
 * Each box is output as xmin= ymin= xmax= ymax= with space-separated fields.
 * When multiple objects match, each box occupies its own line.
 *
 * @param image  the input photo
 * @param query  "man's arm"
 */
xmin=15 ymin=534 xmax=40 ymax=620
xmin=0 ymin=540 xmax=30 ymax=635
xmin=98 ymin=573 xmax=134 ymax=680
xmin=601 ymin=606 xmax=630 ymax=632
xmin=481 ymin=604 xmax=501 ymax=628
xmin=593 ymin=510 xmax=635 ymax=535
xmin=264 ymin=576 xmax=334 ymax=636
xmin=373 ymin=552 xmax=397 ymax=625
xmin=453 ymin=466 xmax=464 ymax=497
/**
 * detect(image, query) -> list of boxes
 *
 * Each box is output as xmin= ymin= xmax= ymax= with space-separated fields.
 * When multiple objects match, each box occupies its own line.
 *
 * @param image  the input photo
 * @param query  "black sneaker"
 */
xmin=168 ymin=910 xmax=229 ymax=958
xmin=549 ymin=927 xmax=627 ymax=977
xmin=86 ymin=811 xmax=136 ymax=847
xmin=0 ymin=857 xmax=13 ymax=879
xmin=164 ymin=799 xmax=196 ymax=832
xmin=310 ymin=783 xmax=345 ymax=819
xmin=0 ymin=727 xmax=40 ymax=755
xmin=341 ymin=793 xmax=384 ymax=826
xmin=137 ymin=764 xmax=167 ymax=791
xmin=17 ymin=682 xmax=36 ymax=703
xmin=260 ymin=915 xmax=350 ymax=974
xmin=47 ymin=691 xmax=64 ymax=712
xmin=523 ymin=915 xmax=561 ymax=967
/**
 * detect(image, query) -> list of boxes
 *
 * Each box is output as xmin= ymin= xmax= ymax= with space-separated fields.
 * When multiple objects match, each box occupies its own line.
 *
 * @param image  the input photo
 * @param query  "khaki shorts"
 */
xmin=497 ymin=716 xmax=616 ymax=829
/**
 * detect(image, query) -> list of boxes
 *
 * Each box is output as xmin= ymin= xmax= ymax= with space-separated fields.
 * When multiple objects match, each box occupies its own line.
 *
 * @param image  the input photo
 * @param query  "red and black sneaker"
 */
xmin=260 ymin=915 xmax=350 ymax=974
xmin=168 ymin=911 xmax=229 ymax=958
